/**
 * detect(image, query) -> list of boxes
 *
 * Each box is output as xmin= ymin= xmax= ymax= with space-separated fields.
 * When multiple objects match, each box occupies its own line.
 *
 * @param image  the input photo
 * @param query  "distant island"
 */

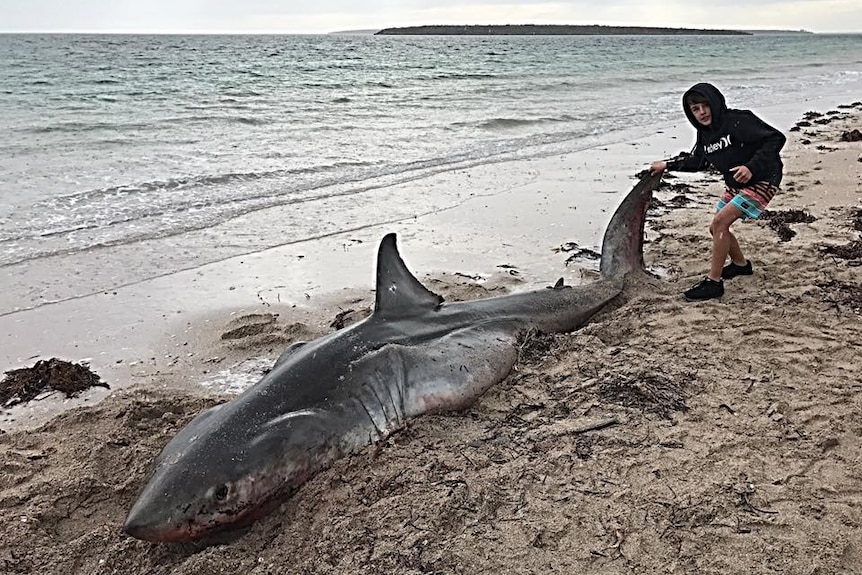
xmin=744 ymin=29 xmax=814 ymax=35
xmin=328 ymin=29 xmax=379 ymax=35
xmin=376 ymin=24 xmax=752 ymax=36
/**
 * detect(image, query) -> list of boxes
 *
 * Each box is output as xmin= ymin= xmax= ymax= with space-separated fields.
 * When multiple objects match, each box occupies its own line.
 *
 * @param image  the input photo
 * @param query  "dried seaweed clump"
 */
xmin=555 ymin=241 xmax=601 ymax=265
xmin=661 ymin=180 xmax=695 ymax=194
xmin=852 ymin=208 xmax=862 ymax=233
xmin=760 ymin=209 xmax=816 ymax=242
xmin=840 ymin=129 xmax=862 ymax=142
xmin=649 ymin=194 xmax=692 ymax=215
xmin=816 ymin=280 xmax=862 ymax=313
xmin=822 ymin=240 xmax=862 ymax=261
xmin=516 ymin=328 xmax=557 ymax=365
xmin=666 ymin=195 xmax=693 ymax=208
xmin=597 ymin=368 xmax=690 ymax=419
xmin=1 ymin=358 xmax=109 ymax=407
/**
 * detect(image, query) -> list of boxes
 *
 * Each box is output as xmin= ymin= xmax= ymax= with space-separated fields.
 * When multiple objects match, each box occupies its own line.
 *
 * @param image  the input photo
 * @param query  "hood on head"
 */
xmin=682 ymin=82 xmax=726 ymax=131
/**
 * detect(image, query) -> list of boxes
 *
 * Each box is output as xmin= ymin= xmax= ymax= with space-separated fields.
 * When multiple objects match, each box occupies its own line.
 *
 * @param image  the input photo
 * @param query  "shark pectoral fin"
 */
xmin=400 ymin=325 xmax=519 ymax=417
xmin=373 ymin=233 xmax=444 ymax=320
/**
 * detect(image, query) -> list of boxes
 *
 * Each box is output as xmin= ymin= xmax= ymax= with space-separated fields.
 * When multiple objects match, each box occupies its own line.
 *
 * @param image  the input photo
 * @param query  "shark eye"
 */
xmin=214 ymin=484 xmax=229 ymax=501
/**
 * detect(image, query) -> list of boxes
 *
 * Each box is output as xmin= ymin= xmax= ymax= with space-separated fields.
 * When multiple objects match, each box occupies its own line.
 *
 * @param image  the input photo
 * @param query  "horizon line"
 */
xmin=3 ymin=28 xmax=859 ymax=35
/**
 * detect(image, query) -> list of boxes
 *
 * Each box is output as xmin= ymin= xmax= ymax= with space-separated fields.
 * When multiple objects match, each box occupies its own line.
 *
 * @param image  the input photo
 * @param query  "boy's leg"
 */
xmin=727 ymin=231 xmax=746 ymax=266
xmin=708 ymin=203 xmax=745 ymax=281
xmin=714 ymin=183 xmax=775 ymax=271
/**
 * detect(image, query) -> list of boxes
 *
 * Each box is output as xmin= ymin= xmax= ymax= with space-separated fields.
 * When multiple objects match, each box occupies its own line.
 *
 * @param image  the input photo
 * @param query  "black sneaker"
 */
xmin=721 ymin=260 xmax=753 ymax=280
xmin=684 ymin=277 xmax=724 ymax=301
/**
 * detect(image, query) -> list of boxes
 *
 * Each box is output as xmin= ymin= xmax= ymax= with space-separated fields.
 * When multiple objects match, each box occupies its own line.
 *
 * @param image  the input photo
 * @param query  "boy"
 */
xmin=650 ymin=82 xmax=786 ymax=301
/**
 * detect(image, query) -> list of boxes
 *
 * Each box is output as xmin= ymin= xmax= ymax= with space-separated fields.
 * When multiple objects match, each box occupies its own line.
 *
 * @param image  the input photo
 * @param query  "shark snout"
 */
xmin=123 ymin=514 xmax=202 ymax=543
xmin=123 ymin=513 xmax=170 ymax=542
xmin=123 ymin=495 xmax=191 ymax=543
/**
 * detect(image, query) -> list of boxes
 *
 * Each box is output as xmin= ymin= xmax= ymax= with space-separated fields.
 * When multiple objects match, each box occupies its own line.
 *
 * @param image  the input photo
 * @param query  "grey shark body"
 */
xmin=123 ymin=173 xmax=659 ymax=542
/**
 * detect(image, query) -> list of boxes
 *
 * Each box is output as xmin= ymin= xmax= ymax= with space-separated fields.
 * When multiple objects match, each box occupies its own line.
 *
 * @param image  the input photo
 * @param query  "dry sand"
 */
xmin=1 ymin=105 xmax=861 ymax=575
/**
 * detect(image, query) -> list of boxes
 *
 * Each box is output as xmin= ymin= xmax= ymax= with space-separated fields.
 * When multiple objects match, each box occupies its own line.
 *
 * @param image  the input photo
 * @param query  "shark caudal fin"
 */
xmin=374 ymin=233 xmax=444 ymax=320
xmin=598 ymin=172 xmax=661 ymax=280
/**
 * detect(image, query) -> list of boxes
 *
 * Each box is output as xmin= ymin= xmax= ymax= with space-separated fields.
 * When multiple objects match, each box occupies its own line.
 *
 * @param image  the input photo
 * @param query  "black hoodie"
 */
xmin=666 ymin=83 xmax=786 ymax=189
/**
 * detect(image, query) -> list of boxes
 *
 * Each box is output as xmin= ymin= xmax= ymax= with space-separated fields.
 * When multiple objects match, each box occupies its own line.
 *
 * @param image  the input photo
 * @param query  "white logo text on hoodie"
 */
xmin=704 ymin=135 xmax=732 ymax=154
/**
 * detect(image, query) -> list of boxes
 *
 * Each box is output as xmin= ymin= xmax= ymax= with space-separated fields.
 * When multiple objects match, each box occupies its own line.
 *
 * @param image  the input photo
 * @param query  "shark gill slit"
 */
xmin=356 ymin=391 xmax=386 ymax=438
xmin=366 ymin=380 xmax=391 ymax=429
xmin=383 ymin=350 xmax=406 ymax=425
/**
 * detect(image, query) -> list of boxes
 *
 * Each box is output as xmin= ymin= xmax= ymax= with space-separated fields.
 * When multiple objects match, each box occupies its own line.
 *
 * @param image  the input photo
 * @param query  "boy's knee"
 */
xmin=710 ymin=215 xmax=731 ymax=235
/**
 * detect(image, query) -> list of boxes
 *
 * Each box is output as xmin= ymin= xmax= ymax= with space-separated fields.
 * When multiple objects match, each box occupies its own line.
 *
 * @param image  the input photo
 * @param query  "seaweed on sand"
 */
xmin=1 ymin=358 xmax=108 ymax=407
xmin=816 ymin=280 xmax=862 ymax=314
xmin=516 ymin=328 xmax=557 ymax=366
xmin=597 ymin=367 xmax=690 ymax=419
xmin=822 ymin=240 xmax=862 ymax=262
xmin=760 ymin=209 xmax=816 ymax=242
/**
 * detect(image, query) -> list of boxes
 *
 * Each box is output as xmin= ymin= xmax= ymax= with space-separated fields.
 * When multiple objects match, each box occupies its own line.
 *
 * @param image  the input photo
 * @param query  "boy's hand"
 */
xmin=649 ymin=161 xmax=667 ymax=176
xmin=730 ymin=165 xmax=752 ymax=184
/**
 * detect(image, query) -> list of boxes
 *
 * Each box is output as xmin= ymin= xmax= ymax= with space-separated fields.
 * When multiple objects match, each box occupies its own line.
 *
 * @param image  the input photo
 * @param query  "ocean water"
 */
xmin=0 ymin=33 xmax=860 ymax=280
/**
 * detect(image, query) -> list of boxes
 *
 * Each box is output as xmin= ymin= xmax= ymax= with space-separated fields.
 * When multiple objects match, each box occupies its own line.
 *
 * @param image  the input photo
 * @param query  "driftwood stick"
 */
xmin=572 ymin=417 xmax=619 ymax=434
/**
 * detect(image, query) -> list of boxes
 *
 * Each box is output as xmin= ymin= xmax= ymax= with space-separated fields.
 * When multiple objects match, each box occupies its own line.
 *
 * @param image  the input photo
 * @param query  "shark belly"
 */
xmin=338 ymin=322 xmax=518 ymax=438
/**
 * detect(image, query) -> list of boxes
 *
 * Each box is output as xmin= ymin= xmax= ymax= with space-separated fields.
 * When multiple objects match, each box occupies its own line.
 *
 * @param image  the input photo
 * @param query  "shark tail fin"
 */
xmin=598 ymin=172 xmax=661 ymax=280
xmin=374 ymin=233 xmax=444 ymax=320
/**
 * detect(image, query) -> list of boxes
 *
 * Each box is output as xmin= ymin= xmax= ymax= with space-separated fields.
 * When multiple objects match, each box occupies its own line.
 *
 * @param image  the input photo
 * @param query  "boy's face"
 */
xmin=689 ymin=102 xmax=712 ymax=126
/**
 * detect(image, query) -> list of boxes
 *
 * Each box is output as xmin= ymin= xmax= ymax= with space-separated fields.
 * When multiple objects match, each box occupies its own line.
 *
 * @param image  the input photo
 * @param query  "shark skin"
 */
xmin=123 ymin=173 xmax=660 ymax=543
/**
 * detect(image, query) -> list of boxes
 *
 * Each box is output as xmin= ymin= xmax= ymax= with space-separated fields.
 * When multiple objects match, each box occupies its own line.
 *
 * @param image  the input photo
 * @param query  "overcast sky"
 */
xmin=1 ymin=1 xmax=860 ymax=34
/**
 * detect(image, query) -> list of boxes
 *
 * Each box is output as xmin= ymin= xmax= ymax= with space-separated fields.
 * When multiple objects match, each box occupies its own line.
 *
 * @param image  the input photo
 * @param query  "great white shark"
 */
xmin=123 ymin=173 xmax=660 ymax=543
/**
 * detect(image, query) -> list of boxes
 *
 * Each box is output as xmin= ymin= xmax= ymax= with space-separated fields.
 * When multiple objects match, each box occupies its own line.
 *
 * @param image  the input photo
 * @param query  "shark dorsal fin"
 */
xmin=374 ymin=233 xmax=443 ymax=319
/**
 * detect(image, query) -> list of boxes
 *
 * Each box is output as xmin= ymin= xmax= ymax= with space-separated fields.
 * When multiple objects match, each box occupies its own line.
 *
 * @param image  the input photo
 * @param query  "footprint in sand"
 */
xmin=219 ymin=313 xmax=317 ymax=349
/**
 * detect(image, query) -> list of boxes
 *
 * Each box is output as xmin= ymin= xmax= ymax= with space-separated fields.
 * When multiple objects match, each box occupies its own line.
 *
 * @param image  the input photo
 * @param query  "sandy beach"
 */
xmin=1 ymin=101 xmax=861 ymax=574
